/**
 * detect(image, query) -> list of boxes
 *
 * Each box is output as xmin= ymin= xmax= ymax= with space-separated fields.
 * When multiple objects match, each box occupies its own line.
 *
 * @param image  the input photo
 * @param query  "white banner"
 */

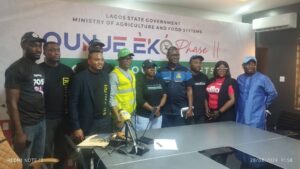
xmin=0 ymin=0 xmax=255 ymax=119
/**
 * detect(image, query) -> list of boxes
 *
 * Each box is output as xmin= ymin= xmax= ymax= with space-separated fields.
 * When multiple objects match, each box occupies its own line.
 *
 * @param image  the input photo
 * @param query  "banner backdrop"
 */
xmin=0 ymin=0 xmax=255 ymax=119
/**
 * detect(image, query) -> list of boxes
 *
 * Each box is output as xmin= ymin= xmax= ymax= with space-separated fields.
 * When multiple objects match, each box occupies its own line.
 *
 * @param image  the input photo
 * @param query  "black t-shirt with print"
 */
xmin=136 ymin=76 xmax=166 ymax=118
xmin=39 ymin=63 xmax=73 ymax=119
xmin=192 ymin=72 xmax=209 ymax=116
xmin=5 ymin=57 xmax=45 ymax=125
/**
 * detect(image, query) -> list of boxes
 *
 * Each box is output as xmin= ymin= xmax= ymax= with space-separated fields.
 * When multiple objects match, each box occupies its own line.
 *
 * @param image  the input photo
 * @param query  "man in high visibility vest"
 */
xmin=110 ymin=48 xmax=136 ymax=128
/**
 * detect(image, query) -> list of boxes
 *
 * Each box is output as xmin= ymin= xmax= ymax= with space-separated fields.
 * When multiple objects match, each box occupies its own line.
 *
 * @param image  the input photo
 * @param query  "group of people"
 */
xmin=4 ymin=32 xmax=278 ymax=169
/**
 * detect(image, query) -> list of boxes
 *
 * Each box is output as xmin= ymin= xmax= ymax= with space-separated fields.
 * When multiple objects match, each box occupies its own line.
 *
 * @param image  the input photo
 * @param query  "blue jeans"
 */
xmin=21 ymin=119 xmax=46 ymax=169
xmin=45 ymin=118 xmax=67 ymax=169
xmin=135 ymin=115 xmax=162 ymax=131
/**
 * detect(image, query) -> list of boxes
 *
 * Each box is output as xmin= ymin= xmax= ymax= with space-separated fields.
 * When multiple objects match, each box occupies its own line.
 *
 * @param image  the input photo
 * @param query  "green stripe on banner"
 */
xmin=61 ymin=58 xmax=216 ymax=78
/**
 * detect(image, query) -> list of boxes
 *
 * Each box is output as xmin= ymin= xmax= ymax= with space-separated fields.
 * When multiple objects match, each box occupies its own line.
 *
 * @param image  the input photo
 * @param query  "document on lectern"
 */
xmin=78 ymin=134 xmax=109 ymax=148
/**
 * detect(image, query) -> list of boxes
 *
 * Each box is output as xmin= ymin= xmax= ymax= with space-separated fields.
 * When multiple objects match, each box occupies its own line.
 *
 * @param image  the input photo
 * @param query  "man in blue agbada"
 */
xmin=236 ymin=56 xmax=278 ymax=129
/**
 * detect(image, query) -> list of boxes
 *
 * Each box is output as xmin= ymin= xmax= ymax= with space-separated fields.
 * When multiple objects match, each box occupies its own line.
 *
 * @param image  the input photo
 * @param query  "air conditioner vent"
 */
xmin=252 ymin=13 xmax=297 ymax=32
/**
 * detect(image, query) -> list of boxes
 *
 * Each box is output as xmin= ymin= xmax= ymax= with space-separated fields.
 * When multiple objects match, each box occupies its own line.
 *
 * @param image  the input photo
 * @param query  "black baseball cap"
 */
xmin=89 ymin=38 xmax=105 ymax=47
xmin=142 ymin=59 xmax=157 ymax=69
xmin=88 ymin=39 xmax=105 ymax=52
xmin=21 ymin=32 xmax=45 ymax=45
xmin=189 ymin=55 xmax=204 ymax=63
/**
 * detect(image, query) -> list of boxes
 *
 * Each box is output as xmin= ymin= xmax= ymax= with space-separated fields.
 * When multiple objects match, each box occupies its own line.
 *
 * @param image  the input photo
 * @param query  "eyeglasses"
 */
xmin=216 ymin=67 xmax=228 ymax=71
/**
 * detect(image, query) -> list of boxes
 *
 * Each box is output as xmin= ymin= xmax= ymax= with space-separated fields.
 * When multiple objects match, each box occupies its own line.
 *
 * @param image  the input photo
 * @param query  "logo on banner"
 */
xmin=160 ymin=39 xmax=173 ymax=55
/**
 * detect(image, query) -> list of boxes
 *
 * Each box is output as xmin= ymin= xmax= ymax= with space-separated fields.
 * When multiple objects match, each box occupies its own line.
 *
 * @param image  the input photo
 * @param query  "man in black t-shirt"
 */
xmin=189 ymin=55 xmax=208 ymax=124
xmin=5 ymin=32 xmax=46 ymax=169
xmin=73 ymin=38 xmax=114 ymax=74
xmin=40 ymin=41 xmax=73 ymax=169
xmin=69 ymin=50 xmax=111 ymax=142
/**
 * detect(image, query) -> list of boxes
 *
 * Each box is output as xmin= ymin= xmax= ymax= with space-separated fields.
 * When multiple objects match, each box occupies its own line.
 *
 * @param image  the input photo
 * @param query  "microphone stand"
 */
xmin=115 ymin=121 xmax=137 ymax=156
xmin=140 ymin=119 xmax=153 ymax=140
xmin=138 ymin=113 xmax=155 ymax=144
xmin=127 ymin=119 xmax=149 ymax=156
xmin=116 ymin=111 xmax=150 ymax=156
xmin=126 ymin=121 xmax=138 ymax=154
xmin=138 ymin=107 xmax=157 ymax=144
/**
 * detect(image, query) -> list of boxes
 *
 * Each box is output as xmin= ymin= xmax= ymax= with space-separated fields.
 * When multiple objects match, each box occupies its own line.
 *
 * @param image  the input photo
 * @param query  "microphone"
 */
xmin=119 ymin=109 xmax=131 ymax=121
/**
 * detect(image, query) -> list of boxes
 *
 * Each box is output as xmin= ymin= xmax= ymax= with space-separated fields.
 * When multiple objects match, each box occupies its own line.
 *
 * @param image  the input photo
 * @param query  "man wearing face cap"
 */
xmin=74 ymin=38 xmax=114 ymax=74
xmin=5 ymin=32 xmax=46 ymax=168
xmin=189 ymin=55 xmax=208 ymax=124
xmin=109 ymin=48 xmax=136 ymax=128
xmin=236 ymin=56 xmax=278 ymax=129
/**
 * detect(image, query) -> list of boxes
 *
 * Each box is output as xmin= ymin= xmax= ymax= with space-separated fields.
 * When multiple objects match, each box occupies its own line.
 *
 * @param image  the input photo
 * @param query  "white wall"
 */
xmin=61 ymin=0 xmax=241 ymax=23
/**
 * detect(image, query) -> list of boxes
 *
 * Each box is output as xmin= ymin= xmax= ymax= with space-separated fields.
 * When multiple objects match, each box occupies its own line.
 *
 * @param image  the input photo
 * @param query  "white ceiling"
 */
xmin=131 ymin=0 xmax=300 ymax=15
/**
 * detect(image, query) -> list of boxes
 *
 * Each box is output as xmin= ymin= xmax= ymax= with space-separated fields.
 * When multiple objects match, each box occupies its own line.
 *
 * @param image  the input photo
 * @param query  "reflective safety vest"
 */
xmin=113 ymin=67 xmax=136 ymax=114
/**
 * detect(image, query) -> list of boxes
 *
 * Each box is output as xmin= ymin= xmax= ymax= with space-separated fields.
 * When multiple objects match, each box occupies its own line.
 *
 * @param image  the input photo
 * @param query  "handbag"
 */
xmin=0 ymin=126 xmax=22 ymax=169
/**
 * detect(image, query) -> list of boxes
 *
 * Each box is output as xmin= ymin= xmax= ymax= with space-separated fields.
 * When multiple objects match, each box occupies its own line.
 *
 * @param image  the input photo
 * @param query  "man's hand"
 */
xmin=72 ymin=129 xmax=84 ymax=142
xmin=154 ymin=106 xmax=161 ymax=117
xmin=205 ymin=109 xmax=212 ymax=118
xmin=205 ymin=109 xmax=216 ymax=120
xmin=115 ymin=120 xmax=124 ymax=129
xmin=14 ymin=131 xmax=27 ymax=151
xmin=186 ymin=108 xmax=193 ymax=118
xmin=211 ymin=110 xmax=220 ymax=119
xmin=112 ymin=107 xmax=125 ymax=129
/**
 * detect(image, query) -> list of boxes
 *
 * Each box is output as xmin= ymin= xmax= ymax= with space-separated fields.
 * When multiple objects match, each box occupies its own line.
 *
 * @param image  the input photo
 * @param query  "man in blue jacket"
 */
xmin=157 ymin=46 xmax=193 ymax=127
xmin=236 ymin=56 xmax=278 ymax=129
